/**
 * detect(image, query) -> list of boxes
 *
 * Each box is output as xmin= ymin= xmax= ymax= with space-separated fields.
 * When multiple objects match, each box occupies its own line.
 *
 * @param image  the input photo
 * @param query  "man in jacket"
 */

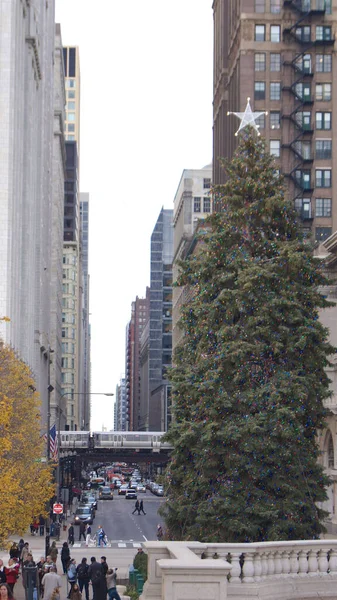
xmin=88 ymin=557 xmax=104 ymax=600
xmin=41 ymin=564 xmax=62 ymax=600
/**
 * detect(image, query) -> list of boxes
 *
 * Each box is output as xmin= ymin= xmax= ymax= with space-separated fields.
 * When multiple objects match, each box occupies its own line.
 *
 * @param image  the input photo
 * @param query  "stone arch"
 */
xmin=323 ymin=429 xmax=335 ymax=469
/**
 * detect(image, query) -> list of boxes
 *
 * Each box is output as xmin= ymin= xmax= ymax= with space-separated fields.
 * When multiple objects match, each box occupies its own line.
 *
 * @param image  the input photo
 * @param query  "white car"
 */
xmin=137 ymin=483 xmax=146 ymax=493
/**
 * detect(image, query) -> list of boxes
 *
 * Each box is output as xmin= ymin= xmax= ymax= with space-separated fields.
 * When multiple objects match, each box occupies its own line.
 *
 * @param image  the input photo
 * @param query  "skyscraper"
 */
xmin=0 ymin=2 xmax=59 ymax=428
xmin=61 ymin=45 xmax=90 ymax=430
xmin=213 ymin=1 xmax=335 ymax=243
xmin=148 ymin=208 xmax=174 ymax=431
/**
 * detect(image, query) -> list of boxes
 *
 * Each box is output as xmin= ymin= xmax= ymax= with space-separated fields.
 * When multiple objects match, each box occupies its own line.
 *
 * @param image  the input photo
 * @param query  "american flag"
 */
xmin=44 ymin=424 xmax=59 ymax=461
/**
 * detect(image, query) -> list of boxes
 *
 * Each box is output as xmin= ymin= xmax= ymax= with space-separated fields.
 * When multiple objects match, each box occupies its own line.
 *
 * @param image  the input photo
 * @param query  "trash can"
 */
xmin=129 ymin=566 xmax=136 ymax=586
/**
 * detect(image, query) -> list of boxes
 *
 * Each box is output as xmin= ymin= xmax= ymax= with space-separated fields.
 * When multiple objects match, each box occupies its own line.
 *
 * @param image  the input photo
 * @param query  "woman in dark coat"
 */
xmin=61 ymin=542 xmax=71 ymax=575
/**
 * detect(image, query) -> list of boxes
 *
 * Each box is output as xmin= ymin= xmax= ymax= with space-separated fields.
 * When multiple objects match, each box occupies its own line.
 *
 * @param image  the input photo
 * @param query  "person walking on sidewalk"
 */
xmin=139 ymin=500 xmax=146 ymax=515
xmin=61 ymin=542 xmax=70 ymax=575
xmin=49 ymin=542 xmax=58 ymax=565
xmin=0 ymin=583 xmax=14 ymax=600
xmin=132 ymin=500 xmax=140 ymax=515
xmin=39 ymin=515 xmax=46 ymax=536
xmin=79 ymin=522 xmax=86 ymax=542
xmin=66 ymin=559 xmax=77 ymax=599
xmin=76 ymin=558 xmax=89 ymax=600
xmin=85 ymin=525 xmax=91 ymax=548
xmin=68 ymin=525 xmax=75 ymax=546
xmin=42 ymin=565 xmax=62 ymax=600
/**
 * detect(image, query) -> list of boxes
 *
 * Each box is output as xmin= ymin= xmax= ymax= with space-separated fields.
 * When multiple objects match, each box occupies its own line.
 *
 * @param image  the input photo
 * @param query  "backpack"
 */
xmin=77 ymin=564 xmax=88 ymax=579
xmin=67 ymin=566 xmax=76 ymax=582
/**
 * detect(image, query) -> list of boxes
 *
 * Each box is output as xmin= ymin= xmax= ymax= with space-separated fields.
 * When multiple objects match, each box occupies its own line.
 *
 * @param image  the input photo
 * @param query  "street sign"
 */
xmin=53 ymin=503 xmax=63 ymax=514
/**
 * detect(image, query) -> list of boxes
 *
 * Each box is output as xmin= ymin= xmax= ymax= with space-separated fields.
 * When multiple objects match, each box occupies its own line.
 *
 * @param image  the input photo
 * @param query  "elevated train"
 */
xmin=60 ymin=430 xmax=173 ymax=451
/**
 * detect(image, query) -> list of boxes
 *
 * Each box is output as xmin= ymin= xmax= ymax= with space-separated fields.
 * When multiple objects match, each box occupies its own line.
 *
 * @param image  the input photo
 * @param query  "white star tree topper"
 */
xmin=227 ymin=97 xmax=268 ymax=136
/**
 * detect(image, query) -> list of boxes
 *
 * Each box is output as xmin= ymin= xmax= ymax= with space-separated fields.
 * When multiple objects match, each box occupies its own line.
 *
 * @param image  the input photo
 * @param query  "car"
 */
xmin=136 ymin=483 xmax=146 ymax=493
xmin=118 ymin=484 xmax=129 ymax=495
xmin=99 ymin=486 xmax=113 ymax=500
xmin=156 ymin=486 xmax=164 ymax=497
xmin=81 ymin=494 xmax=98 ymax=510
xmin=129 ymin=481 xmax=138 ymax=490
xmin=125 ymin=489 xmax=137 ymax=500
xmin=73 ymin=507 xmax=93 ymax=525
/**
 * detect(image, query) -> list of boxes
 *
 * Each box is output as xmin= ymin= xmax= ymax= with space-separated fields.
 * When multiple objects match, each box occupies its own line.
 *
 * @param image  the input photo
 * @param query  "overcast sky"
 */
xmin=55 ymin=0 xmax=214 ymax=430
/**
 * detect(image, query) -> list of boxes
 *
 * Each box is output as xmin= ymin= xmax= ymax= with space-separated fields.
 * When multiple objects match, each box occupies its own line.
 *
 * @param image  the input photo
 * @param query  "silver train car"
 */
xmin=60 ymin=430 xmax=172 ymax=451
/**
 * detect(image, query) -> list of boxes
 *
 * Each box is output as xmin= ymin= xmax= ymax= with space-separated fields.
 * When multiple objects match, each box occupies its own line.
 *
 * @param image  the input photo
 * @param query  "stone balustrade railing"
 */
xmin=140 ymin=539 xmax=337 ymax=600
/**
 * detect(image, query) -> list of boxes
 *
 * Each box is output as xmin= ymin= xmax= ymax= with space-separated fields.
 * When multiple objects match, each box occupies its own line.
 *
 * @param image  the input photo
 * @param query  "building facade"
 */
xmin=213 ymin=0 xmax=336 ymax=244
xmin=0 ymin=1 xmax=58 ymax=429
xmin=148 ymin=208 xmax=174 ymax=431
xmin=79 ymin=193 xmax=91 ymax=430
xmin=115 ymin=377 xmax=127 ymax=431
xmin=172 ymin=165 xmax=212 ymax=352
xmin=125 ymin=294 xmax=149 ymax=430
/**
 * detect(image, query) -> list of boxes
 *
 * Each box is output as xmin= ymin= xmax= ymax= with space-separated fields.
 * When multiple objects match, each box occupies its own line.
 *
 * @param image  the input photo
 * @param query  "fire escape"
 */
xmin=282 ymin=0 xmax=334 ymax=224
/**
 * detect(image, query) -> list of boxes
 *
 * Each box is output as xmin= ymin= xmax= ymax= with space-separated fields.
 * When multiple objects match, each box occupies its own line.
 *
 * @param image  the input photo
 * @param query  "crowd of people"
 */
xmin=0 ymin=541 xmax=122 ymax=600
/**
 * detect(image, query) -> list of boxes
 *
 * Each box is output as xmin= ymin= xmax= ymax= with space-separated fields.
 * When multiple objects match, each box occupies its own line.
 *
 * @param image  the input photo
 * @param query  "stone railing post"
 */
xmin=159 ymin=558 xmax=230 ymax=600
xmin=140 ymin=542 xmax=171 ymax=600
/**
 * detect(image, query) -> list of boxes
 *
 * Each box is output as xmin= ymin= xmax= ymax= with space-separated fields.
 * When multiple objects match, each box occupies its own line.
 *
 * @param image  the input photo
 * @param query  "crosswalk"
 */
xmin=72 ymin=540 xmax=143 ymax=549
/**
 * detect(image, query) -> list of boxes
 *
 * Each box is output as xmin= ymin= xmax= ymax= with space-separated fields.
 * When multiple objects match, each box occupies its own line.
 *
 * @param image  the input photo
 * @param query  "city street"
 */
xmin=73 ymin=493 xmax=164 ymax=547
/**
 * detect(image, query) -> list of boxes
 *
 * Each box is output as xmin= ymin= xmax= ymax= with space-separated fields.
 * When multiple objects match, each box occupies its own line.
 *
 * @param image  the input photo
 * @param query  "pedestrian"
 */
xmin=17 ymin=540 xmax=25 ymax=562
xmin=106 ymin=569 xmax=121 ymax=600
xmin=76 ymin=558 xmax=89 ymax=600
xmin=156 ymin=524 xmax=163 ymax=541
xmin=88 ymin=557 xmax=104 ymax=600
xmin=33 ymin=518 xmax=39 ymax=535
xmin=69 ymin=583 xmax=82 ymax=600
xmin=100 ymin=557 xmax=108 ymax=577
xmin=21 ymin=543 xmax=30 ymax=564
xmin=4 ymin=560 xmax=18 ymax=593
xmin=68 ymin=525 xmax=75 ymax=546
xmin=139 ymin=500 xmax=146 ymax=515
xmin=132 ymin=500 xmax=140 ymax=515
xmin=61 ymin=542 xmax=71 ymax=575
xmin=0 ymin=583 xmax=14 ymax=600
xmin=43 ymin=557 xmax=53 ymax=575
xmin=79 ymin=522 xmax=86 ymax=542
xmin=36 ymin=557 xmax=45 ymax=598
xmin=96 ymin=526 xmax=106 ymax=547
xmin=39 ymin=515 xmax=46 ymax=536
xmin=67 ymin=559 xmax=77 ymax=599
xmin=8 ymin=545 xmax=18 ymax=562
xmin=49 ymin=542 xmax=58 ymax=565
xmin=22 ymin=555 xmax=36 ymax=600
xmin=85 ymin=525 xmax=91 ymax=548
xmin=41 ymin=565 xmax=62 ymax=600
xmin=0 ymin=560 xmax=6 ymax=584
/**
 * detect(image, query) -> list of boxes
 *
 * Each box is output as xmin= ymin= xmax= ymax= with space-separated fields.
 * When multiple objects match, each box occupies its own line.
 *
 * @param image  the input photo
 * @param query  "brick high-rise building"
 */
xmin=125 ymin=294 xmax=149 ymax=430
xmin=213 ymin=0 xmax=335 ymax=243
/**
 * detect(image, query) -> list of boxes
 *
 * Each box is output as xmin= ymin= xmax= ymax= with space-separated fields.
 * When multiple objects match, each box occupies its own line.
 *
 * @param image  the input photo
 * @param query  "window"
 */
xmin=316 ymin=111 xmax=331 ymax=129
xmin=295 ymin=82 xmax=311 ymax=100
xmin=255 ymin=25 xmax=266 ymax=41
xmin=295 ymin=170 xmax=311 ymax=189
xmin=256 ymin=113 xmax=265 ymax=129
xmin=270 ymin=25 xmax=281 ymax=43
xmin=316 ymin=169 xmax=331 ymax=187
xmin=294 ymin=141 xmax=311 ymax=160
xmin=316 ymin=54 xmax=332 ymax=72
xmin=315 ymin=139 xmax=332 ymax=159
xmin=203 ymin=198 xmax=211 ymax=213
xmin=67 ymin=101 xmax=75 ymax=110
xmin=67 ymin=79 xmax=76 ymax=89
xmin=67 ymin=112 xmax=75 ymax=122
xmin=315 ymin=83 xmax=331 ymax=101
xmin=316 ymin=198 xmax=332 ymax=217
xmin=68 ymin=124 xmax=75 ymax=132
xmin=270 ymin=53 xmax=281 ymax=71
xmin=270 ymin=111 xmax=281 ymax=129
xmin=254 ymin=81 xmax=266 ymax=100
xmin=194 ymin=197 xmax=201 ymax=212
xmin=203 ymin=178 xmax=211 ymax=189
xmin=68 ymin=90 xmax=75 ymax=99
xmin=270 ymin=0 xmax=281 ymax=12
xmin=295 ymin=198 xmax=312 ymax=219
xmin=67 ymin=135 xmax=75 ymax=141
xmin=315 ymin=227 xmax=332 ymax=242
xmin=270 ymin=140 xmax=280 ymax=157
xmin=325 ymin=0 xmax=332 ymax=14
xmin=299 ymin=53 xmax=312 ymax=74
xmin=316 ymin=26 xmax=332 ymax=41
xmin=270 ymin=82 xmax=281 ymax=100
xmin=255 ymin=0 xmax=265 ymax=11
xmin=295 ymin=26 xmax=311 ymax=42
xmin=255 ymin=53 xmax=266 ymax=71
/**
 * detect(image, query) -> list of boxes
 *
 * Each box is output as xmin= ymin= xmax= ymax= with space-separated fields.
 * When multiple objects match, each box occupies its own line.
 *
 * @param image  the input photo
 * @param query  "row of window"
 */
xmin=255 ymin=81 xmax=332 ymax=107
xmin=255 ymin=53 xmax=332 ymax=73
xmin=62 ymin=342 xmax=75 ymax=354
xmin=295 ymin=197 xmax=332 ymax=217
xmin=62 ymin=327 xmax=76 ymax=339
xmin=193 ymin=197 xmax=211 ymax=213
xmin=255 ymin=24 xmax=333 ymax=43
xmin=293 ymin=168 xmax=332 ymax=188
xmin=255 ymin=0 xmax=332 ymax=13
xmin=268 ymin=139 xmax=333 ymax=160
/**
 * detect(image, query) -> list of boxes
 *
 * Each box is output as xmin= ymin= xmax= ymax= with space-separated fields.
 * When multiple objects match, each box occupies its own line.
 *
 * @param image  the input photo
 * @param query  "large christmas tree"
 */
xmin=161 ymin=130 xmax=334 ymax=542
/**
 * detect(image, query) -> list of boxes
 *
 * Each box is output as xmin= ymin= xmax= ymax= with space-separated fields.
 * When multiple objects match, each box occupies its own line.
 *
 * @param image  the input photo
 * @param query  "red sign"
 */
xmin=53 ymin=503 xmax=63 ymax=514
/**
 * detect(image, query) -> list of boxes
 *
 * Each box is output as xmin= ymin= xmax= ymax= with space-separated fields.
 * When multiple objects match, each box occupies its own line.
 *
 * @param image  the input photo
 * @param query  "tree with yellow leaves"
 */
xmin=0 ymin=341 xmax=55 ymax=546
